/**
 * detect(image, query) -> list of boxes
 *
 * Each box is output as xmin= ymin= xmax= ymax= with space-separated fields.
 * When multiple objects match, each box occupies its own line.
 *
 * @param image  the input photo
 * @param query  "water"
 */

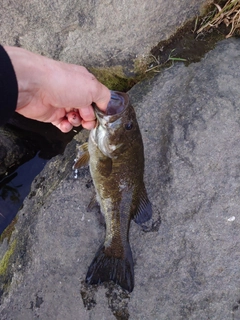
xmin=0 ymin=154 xmax=47 ymax=234
xmin=0 ymin=113 xmax=82 ymax=235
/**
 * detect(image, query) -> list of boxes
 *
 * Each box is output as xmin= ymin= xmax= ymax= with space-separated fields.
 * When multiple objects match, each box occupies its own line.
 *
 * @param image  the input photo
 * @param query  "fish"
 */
xmin=74 ymin=91 xmax=152 ymax=292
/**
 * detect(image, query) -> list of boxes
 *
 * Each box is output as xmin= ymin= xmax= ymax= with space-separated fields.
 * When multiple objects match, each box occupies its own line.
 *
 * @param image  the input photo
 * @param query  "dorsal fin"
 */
xmin=133 ymin=186 xmax=152 ymax=225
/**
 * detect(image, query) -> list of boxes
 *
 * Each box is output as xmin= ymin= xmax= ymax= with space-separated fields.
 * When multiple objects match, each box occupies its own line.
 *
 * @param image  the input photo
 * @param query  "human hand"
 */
xmin=4 ymin=46 xmax=110 ymax=132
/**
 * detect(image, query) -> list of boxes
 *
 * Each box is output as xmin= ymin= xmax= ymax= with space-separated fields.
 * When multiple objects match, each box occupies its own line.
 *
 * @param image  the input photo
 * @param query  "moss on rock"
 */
xmin=0 ymin=239 xmax=17 ymax=277
xmin=0 ymin=218 xmax=17 ymax=244
xmin=89 ymin=64 xmax=147 ymax=92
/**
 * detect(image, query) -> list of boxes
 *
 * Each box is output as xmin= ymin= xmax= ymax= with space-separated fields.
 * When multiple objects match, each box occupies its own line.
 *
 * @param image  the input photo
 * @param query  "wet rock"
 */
xmin=1 ymin=38 xmax=240 ymax=319
xmin=0 ymin=114 xmax=82 ymax=178
xmin=0 ymin=125 xmax=37 ymax=177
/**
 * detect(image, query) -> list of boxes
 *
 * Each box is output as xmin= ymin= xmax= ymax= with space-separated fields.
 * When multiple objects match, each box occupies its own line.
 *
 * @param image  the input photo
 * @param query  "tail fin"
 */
xmin=86 ymin=243 xmax=134 ymax=292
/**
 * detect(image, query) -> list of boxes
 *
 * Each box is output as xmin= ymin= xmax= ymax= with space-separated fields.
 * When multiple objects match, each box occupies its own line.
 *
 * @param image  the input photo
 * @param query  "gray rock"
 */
xmin=1 ymin=38 xmax=240 ymax=320
xmin=1 ymin=0 xmax=207 ymax=70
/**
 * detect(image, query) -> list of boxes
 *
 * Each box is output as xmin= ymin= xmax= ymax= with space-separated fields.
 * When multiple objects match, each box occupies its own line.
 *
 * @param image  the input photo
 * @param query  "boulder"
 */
xmin=1 ymin=0 xmax=208 ymax=73
xmin=1 ymin=37 xmax=240 ymax=319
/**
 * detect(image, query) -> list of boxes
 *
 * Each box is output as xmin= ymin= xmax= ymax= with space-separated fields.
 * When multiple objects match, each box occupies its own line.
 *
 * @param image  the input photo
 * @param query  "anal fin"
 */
xmin=87 ymin=194 xmax=105 ymax=226
xmin=87 ymin=194 xmax=98 ymax=212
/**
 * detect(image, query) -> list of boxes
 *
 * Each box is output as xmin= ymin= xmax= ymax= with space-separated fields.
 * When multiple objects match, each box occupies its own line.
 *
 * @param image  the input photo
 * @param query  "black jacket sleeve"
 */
xmin=0 ymin=45 xmax=18 ymax=125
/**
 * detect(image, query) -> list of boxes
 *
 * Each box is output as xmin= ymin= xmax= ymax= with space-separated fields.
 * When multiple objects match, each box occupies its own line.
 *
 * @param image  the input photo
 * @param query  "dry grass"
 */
xmin=197 ymin=0 xmax=240 ymax=38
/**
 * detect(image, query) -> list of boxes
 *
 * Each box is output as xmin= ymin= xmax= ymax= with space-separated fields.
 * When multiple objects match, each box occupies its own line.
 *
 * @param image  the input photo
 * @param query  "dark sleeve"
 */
xmin=0 ymin=45 xmax=18 ymax=125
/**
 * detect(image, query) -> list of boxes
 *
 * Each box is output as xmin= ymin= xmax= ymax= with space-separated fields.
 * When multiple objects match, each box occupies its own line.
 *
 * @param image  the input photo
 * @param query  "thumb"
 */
xmin=93 ymin=86 xmax=111 ymax=112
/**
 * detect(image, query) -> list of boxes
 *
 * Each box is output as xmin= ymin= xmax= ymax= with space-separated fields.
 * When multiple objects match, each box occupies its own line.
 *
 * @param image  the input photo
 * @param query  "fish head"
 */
xmin=91 ymin=91 xmax=142 ymax=158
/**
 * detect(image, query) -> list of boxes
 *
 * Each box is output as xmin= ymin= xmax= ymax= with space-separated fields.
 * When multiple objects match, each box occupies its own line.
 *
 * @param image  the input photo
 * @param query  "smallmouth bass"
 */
xmin=74 ymin=91 xmax=152 ymax=292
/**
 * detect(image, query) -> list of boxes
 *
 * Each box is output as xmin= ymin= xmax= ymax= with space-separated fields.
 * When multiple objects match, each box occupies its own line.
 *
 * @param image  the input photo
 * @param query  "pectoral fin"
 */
xmin=133 ymin=186 xmax=152 ymax=225
xmin=73 ymin=142 xmax=90 ymax=169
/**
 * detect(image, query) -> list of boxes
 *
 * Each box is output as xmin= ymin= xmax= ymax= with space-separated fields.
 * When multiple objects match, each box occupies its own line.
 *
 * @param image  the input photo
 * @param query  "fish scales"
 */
xmin=74 ymin=91 xmax=152 ymax=292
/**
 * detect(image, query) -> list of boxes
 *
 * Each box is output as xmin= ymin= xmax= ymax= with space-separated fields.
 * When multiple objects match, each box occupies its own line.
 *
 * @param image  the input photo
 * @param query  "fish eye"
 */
xmin=125 ymin=122 xmax=133 ymax=130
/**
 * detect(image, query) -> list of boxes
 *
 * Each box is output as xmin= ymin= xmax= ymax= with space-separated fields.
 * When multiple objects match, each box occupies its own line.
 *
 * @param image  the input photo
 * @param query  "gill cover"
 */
xmin=92 ymin=91 xmax=130 ymax=158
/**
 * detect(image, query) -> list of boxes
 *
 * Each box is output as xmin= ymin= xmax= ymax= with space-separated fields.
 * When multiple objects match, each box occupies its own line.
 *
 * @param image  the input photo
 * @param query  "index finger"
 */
xmin=79 ymin=105 xmax=96 ymax=122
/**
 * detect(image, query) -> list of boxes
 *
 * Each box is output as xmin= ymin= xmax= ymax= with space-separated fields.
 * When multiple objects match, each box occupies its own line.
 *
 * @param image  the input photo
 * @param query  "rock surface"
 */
xmin=1 ymin=0 xmax=207 ymax=70
xmin=0 ymin=125 xmax=37 ymax=176
xmin=1 ymin=38 xmax=240 ymax=320
xmin=0 ymin=0 xmax=209 ymax=197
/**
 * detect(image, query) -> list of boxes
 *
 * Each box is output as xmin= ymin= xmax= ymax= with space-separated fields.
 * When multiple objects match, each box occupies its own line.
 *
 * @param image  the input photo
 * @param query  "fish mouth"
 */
xmin=94 ymin=91 xmax=129 ymax=119
xmin=91 ymin=91 xmax=127 ymax=155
